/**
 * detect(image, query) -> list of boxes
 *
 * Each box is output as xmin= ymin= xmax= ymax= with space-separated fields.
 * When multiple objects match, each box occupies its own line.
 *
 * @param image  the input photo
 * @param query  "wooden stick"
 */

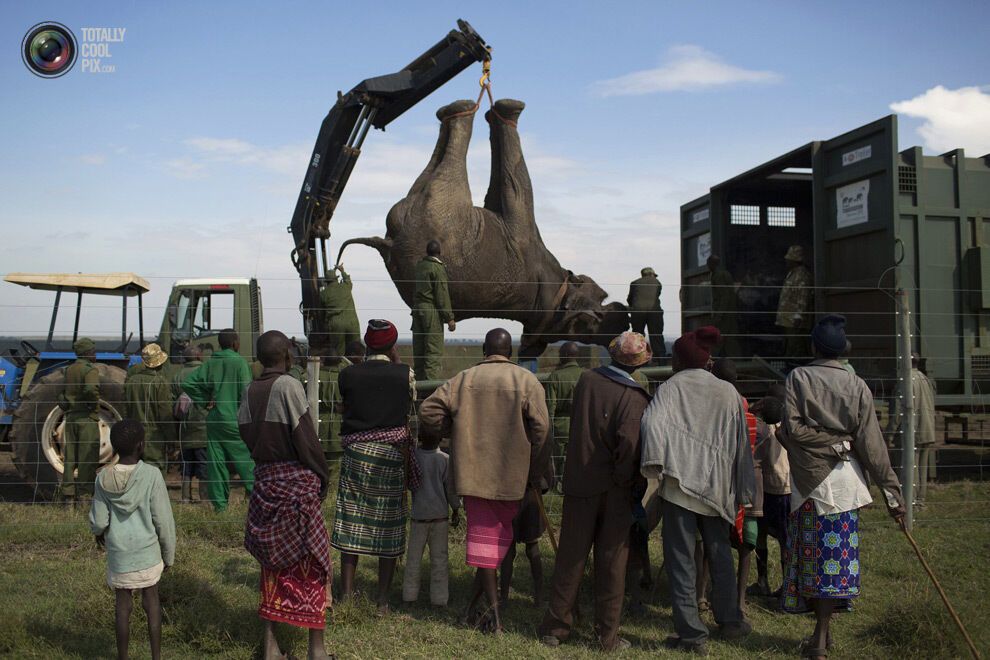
xmin=534 ymin=487 xmax=558 ymax=553
xmin=899 ymin=519 xmax=981 ymax=659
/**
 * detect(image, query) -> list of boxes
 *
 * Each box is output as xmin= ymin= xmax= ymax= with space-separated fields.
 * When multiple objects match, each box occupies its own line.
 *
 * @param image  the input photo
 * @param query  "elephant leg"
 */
xmin=417 ymin=99 xmax=478 ymax=208
xmin=483 ymin=99 xmax=533 ymax=231
xmin=406 ymin=117 xmax=450 ymax=197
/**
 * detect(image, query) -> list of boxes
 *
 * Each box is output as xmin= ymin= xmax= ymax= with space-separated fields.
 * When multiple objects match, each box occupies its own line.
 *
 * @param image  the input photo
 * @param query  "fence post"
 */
xmin=307 ymin=356 xmax=321 ymax=438
xmin=897 ymin=288 xmax=915 ymax=530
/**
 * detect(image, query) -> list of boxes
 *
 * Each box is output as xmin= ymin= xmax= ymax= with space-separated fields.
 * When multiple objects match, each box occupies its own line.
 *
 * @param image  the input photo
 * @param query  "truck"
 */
xmin=1 ymin=20 xmax=491 ymax=494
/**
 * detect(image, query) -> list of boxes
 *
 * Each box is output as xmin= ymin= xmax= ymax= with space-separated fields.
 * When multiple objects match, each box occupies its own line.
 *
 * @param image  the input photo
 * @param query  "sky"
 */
xmin=1 ymin=1 xmax=989 ymax=347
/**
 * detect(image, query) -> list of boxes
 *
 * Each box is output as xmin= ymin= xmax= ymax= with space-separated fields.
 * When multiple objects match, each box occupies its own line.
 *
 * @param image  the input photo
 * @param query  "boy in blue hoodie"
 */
xmin=90 ymin=419 xmax=176 ymax=660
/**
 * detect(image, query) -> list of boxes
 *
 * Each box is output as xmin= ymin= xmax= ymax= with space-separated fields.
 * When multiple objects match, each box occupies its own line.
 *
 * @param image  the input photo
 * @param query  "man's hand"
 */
xmin=888 ymin=503 xmax=907 ymax=522
xmin=450 ymin=509 xmax=461 ymax=529
xmin=95 ymin=533 xmax=105 ymax=549
xmin=447 ymin=320 xmax=456 ymax=332
xmin=792 ymin=313 xmax=802 ymax=324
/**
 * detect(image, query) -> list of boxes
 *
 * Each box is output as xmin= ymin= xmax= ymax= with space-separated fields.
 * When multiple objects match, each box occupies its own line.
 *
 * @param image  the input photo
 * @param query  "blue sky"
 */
xmin=1 ymin=1 xmax=988 ymax=344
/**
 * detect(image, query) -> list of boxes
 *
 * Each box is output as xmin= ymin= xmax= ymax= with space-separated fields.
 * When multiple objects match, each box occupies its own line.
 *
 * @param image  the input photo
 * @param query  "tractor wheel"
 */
xmin=10 ymin=363 xmax=127 ymax=499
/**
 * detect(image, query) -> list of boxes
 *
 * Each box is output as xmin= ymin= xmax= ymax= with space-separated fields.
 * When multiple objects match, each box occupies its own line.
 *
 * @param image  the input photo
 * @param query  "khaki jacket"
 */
xmin=775 ymin=265 xmax=813 ymax=328
xmin=419 ymin=355 xmax=550 ymax=501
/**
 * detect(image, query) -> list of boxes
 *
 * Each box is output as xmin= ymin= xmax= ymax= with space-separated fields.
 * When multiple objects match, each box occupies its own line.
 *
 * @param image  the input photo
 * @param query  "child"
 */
xmin=750 ymin=396 xmax=789 ymax=598
xmin=402 ymin=427 xmax=460 ymax=606
xmin=89 ymin=419 xmax=176 ymax=660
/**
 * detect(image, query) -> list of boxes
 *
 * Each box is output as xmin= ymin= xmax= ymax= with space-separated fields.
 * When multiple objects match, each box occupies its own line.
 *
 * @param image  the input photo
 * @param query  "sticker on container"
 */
xmin=696 ymin=232 xmax=712 ymax=265
xmin=836 ymin=179 xmax=870 ymax=228
xmin=842 ymin=145 xmax=872 ymax=166
xmin=692 ymin=207 xmax=709 ymax=223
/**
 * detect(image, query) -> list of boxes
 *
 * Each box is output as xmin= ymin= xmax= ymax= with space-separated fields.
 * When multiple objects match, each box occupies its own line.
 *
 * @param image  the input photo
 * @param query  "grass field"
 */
xmin=0 ymin=482 xmax=988 ymax=659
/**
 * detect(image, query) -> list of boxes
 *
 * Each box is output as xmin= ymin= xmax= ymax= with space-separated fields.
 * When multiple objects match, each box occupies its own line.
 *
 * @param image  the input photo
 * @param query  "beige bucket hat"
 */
xmin=141 ymin=343 xmax=168 ymax=369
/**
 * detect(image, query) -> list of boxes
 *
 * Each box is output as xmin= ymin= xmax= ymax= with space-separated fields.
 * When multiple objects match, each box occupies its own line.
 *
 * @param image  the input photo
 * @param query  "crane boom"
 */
xmin=289 ymin=19 xmax=490 ymax=354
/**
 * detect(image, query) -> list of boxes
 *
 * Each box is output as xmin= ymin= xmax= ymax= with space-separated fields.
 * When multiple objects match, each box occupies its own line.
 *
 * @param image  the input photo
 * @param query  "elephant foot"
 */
xmin=487 ymin=99 xmax=525 ymax=124
xmin=437 ymin=99 xmax=479 ymax=121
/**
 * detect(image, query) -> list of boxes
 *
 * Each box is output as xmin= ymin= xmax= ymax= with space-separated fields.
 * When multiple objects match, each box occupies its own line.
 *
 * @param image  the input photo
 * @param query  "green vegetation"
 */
xmin=0 ymin=483 xmax=987 ymax=658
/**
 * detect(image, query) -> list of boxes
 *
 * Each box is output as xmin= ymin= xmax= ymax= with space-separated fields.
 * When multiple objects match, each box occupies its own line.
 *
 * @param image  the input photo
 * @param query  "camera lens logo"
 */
xmin=22 ymin=22 xmax=77 ymax=78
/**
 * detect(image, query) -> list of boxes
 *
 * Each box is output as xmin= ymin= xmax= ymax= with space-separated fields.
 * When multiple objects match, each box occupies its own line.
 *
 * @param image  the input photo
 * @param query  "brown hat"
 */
xmin=641 ymin=267 xmax=657 ymax=277
xmin=73 ymin=337 xmax=96 ymax=355
xmin=784 ymin=245 xmax=805 ymax=262
xmin=608 ymin=331 xmax=652 ymax=367
xmin=141 ymin=343 xmax=168 ymax=369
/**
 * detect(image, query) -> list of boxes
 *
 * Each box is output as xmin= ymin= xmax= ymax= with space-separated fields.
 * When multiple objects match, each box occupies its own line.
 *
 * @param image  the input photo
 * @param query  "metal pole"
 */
xmin=138 ymin=292 xmax=145 ymax=348
xmin=898 ymin=288 xmax=915 ymax=530
xmin=48 ymin=288 xmax=62 ymax=350
xmin=121 ymin=291 xmax=128 ymax=349
xmin=306 ymin=356 xmax=321 ymax=434
xmin=72 ymin=290 xmax=82 ymax=343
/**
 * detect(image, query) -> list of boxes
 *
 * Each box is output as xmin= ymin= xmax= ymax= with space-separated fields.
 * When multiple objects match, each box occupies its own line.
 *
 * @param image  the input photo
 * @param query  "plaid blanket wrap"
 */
xmin=245 ymin=462 xmax=332 ymax=576
xmin=341 ymin=425 xmax=421 ymax=491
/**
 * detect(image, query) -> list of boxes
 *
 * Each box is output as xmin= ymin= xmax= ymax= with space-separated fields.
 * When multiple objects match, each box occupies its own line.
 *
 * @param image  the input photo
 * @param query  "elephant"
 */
xmin=341 ymin=97 xmax=630 ymax=360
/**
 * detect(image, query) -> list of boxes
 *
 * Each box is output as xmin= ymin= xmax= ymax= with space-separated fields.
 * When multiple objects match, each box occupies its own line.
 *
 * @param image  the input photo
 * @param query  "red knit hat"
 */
xmin=673 ymin=326 xmax=721 ymax=369
xmin=364 ymin=319 xmax=398 ymax=350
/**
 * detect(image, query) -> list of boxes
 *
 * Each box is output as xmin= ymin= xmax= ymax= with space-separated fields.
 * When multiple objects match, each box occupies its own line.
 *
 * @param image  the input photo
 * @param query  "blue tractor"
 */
xmin=1 ymin=273 xmax=146 ymax=497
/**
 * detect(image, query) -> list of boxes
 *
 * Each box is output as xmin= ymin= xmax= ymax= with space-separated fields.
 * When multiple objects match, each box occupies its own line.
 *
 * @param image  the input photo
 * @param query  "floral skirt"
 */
xmin=259 ymin=555 xmax=328 ymax=629
xmin=782 ymin=499 xmax=859 ymax=614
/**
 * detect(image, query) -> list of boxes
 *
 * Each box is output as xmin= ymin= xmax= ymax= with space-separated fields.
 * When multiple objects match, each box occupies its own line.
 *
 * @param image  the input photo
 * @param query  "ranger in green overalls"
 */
xmin=173 ymin=345 xmax=209 ymax=503
xmin=319 ymin=263 xmax=361 ymax=356
xmin=543 ymin=342 xmax=584 ymax=453
xmin=318 ymin=353 xmax=350 ymax=491
xmin=411 ymin=240 xmax=456 ymax=381
xmin=181 ymin=328 xmax=255 ymax=511
xmin=61 ymin=337 xmax=102 ymax=503
xmin=124 ymin=343 xmax=173 ymax=472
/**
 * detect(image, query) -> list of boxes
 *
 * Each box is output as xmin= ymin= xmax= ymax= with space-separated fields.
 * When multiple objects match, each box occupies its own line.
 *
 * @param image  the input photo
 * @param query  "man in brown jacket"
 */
xmin=539 ymin=332 xmax=653 ymax=652
xmin=419 ymin=327 xmax=549 ymax=634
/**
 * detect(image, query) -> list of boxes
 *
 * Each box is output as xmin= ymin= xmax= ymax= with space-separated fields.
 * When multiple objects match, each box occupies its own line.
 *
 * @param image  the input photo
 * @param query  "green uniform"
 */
xmin=318 ymin=360 xmax=349 ymax=491
xmin=172 ymin=361 xmax=208 ymax=451
xmin=319 ymin=269 xmax=361 ymax=356
xmin=411 ymin=256 xmax=454 ymax=381
xmin=124 ymin=365 xmax=174 ymax=471
xmin=181 ymin=348 xmax=255 ymax=511
xmin=61 ymin=358 xmax=101 ymax=498
xmin=288 ymin=364 xmax=308 ymax=387
xmin=627 ymin=275 xmax=665 ymax=358
xmin=710 ymin=266 xmax=740 ymax=357
xmin=776 ymin=265 xmax=813 ymax=358
xmin=544 ymin=361 xmax=584 ymax=450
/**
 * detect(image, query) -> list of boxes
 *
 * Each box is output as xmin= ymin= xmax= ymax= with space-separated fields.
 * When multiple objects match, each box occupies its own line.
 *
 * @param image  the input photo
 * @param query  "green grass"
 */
xmin=0 ymin=483 xmax=988 ymax=659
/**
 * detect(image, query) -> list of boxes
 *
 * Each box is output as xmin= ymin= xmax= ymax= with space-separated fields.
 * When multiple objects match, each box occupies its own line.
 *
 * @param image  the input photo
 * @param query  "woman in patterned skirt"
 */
xmin=778 ymin=316 xmax=904 ymax=659
xmin=331 ymin=320 xmax=418 ymax=613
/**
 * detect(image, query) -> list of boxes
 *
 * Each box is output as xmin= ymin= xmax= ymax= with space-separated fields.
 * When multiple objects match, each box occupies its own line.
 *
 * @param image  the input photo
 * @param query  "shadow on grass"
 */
xmin=24 ymin=620 xmax=114 ymax=658
xmin=159 ymin=566 xmax=259 ymax=647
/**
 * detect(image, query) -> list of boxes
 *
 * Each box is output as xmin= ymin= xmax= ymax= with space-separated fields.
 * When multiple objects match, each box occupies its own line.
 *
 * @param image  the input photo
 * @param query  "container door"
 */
xmin=812 ymin=115 xmax=899 ymax=387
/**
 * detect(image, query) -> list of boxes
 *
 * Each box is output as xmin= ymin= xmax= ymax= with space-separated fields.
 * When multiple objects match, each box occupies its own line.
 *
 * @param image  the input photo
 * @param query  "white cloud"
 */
xmin=592 ymin=44 xmax=781 ymax=97
xmin=79 ymin=153 xmax=106 ymax=165
xmin=891 ymin=85 xmax=990 ymax=155
xmin=172 ymin=137 xmax=311 ymax=178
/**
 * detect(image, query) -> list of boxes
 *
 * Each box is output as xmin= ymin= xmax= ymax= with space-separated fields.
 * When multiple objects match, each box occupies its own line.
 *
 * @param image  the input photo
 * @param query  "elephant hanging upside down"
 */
xmin=342 ymin=98 xmax=630 ymax=359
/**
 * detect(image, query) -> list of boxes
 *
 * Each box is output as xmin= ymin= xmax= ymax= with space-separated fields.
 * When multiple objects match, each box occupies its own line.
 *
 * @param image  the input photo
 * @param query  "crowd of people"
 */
xmin=74 ymin=301 xmax=910 ymax=659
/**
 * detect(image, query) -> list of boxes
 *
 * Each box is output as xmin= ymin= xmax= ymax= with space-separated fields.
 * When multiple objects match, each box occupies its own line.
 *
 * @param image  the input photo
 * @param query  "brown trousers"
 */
xmin=539 ymin=486 xmax=631 ymax=650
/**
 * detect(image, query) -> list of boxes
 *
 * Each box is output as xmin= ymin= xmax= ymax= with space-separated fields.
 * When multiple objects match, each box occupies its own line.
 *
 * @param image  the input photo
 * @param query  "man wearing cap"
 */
xmin=124 ymin=343 xmax=174 ymax=472
xmin=412 ymin=240 xmax=456 ymax=381
xmin=319 ymin=262 xmax=361 ymax=357
xmin=539 ymin=332 xmax=652 ymax=651
xmin=182 ymin=328 xmax=255 ymax=511
xmin=60 ymin=337 xmax=102 ymax=503
xmin=331 ymin=319 xmax=415 ymax=612
xmin=708 ymin=255 xmax=740 ymax=357
xmin=640 ymin=326 xmax=755 ymax=653
xmin=776 ymin=246 xmax=813 ymax=359
xmin=172 ymin=345 xmax=210 ymax=503
xmin=420 ymin=328 xmax=549 ymax=634
xmin=778 ymin=315 xmax=903 ymax=658
xmin=627 ymin=267 xmax=666 ymax=360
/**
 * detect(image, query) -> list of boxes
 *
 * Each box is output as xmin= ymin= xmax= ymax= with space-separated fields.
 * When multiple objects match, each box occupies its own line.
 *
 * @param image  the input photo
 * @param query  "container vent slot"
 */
xmin=899 ymin=166 xmax=917 ymax=194
xmin=768 ymin=206 xmax=796 ymax=228
xmin=971 ymin=354 xmax=990 ymax=380
xmin=730 ymin=204 xmax=760 ymax=226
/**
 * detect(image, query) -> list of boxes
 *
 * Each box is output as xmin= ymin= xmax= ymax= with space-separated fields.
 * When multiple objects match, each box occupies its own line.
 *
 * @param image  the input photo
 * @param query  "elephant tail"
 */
xmin=336 ymin=236 xmax=392 ymax=265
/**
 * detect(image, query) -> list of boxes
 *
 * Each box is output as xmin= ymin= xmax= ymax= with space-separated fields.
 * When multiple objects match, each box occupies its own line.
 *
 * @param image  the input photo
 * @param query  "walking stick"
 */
xmin=533 ymin=487 xmax=559 ymax=553
xmin=899 ymin=519 xmax=981 ymax=659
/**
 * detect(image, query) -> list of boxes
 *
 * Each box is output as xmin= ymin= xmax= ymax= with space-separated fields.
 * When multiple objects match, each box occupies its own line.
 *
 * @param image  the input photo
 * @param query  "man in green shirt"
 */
xmin=627 ymin=267 xmax=665 ymax=360
xmin=124 ymin=343 xmax=174 ymax=473
xmin=412 ymin=240 xmax=456 ymax=381
xmin=319 ymin=263 xmax=361 ymax=356
xmin=544 ymin=342 xmax=584 ymax=455
xmin=318 ymin=352 xmax=349 ymax=490
xmin=61 ymin=337 xmax=102 ymax=503
xmin=182 ymin=328 xmax=255 ymax=511
xmin=707 ymin=256 xmax=740 ymax=358
xmin=173 ymin=345 xmax=209 ymax=503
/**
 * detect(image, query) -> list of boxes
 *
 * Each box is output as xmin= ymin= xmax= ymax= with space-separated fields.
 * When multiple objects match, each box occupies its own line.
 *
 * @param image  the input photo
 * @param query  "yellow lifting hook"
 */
xmin=479 ymin=57 xmax=491 ymax=89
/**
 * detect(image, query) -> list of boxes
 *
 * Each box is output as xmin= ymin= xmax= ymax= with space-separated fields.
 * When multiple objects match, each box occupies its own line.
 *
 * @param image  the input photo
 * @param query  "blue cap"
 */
xmin=811 ymin=314 xmax=848 ymax=358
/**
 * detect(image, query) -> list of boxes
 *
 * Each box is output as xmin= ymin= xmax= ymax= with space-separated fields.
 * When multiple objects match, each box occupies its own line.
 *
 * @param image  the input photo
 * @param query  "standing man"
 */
xmin=627 ymin=267 xmax=666 ymax=360
xmin=419 ymin=328 xmax=549 ymax=634
xmin=124 ymin=343 xmax=173 ymax=472
xmin=173 ymin=345 xmax=209 ymax=503
xmin=776 ymin=245 xmax=813 ymax=359
xmin=543 ymin=342 xmax=584 ymax=460
xmin=912 ymin=355 xmax=937 ymax=505
xmin=319 ymin=263 xmax=361 ymax=356
xmin=539 ymin=332 xmax=652 ymax=652
xmin=708 ymin=255 xmax=740 ymax=358
xmin=182 ymin=328 xmax=255 ymax=511
xmin=239 ymin=330 xmax=332 ymax=660
xmin=640 ymin=326 xmax=755 ymax=654
xmin=412 ymin=239 xmax=456 ymax=381
xmin=778 ymin=315 xmax=904 ymax=658
xmin=61 ymin=337 xmax=102 ymax=504
xmin=318 ymin=352 xmax=349 ymax=489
